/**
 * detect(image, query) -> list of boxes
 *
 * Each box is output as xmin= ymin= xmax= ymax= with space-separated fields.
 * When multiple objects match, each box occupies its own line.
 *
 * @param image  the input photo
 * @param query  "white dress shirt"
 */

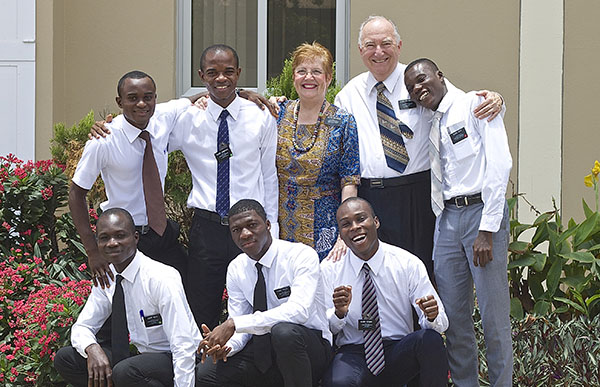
xmin=435 ymin=87 xmax=512 ymax=232
xmin=224 ymin=239 xmax=331 ymax=355
xmin=169 ymin=97 xmax=279 ymax=235
xmin=72 ymin=98 xmax=192 ymax=226
xmin=71 ymin=251 xmax=201 ymax=387
xmin=320 ymin=242 xmax=448 ymax=348
xmin=335 ymin=63 xmax=458 ymax=179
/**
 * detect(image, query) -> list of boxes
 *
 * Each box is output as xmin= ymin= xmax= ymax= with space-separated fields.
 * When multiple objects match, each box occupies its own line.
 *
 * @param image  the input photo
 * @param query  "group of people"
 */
xmin=53 ymin=14 xmax=513 ymax=387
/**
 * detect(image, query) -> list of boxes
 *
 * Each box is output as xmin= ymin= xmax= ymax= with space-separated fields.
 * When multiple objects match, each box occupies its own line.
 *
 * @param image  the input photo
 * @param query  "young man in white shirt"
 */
xmin=404 ymin=58 xmax=513 ymax=387
xmin=197 ymin=199 xmax=331 ymax=387
xmin=54 ymin=208 xmax=201 ymax=387
xmin=320 ymin=197 xmax=448 ymax=386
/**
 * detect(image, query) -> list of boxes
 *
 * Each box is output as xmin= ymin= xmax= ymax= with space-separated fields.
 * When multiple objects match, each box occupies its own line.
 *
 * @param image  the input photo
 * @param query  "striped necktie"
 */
xmin=215 ymin=109 xmax=230 ymax=217
xmin=429 ymin=111 xmax=444 ymax=217
xmin=362 ymin=263 xmax=385 ymax=375
xmin=376 ymin=81 xmax=413 ymax=173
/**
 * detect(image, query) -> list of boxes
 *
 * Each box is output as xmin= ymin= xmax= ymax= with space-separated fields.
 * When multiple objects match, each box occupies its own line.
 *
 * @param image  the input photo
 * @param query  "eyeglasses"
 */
xmin=294 ymin=68 xmax=325 ymax=77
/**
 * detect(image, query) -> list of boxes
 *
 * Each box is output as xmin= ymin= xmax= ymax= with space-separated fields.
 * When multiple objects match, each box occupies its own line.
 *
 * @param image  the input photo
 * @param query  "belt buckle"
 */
xmin=220 ymin=216 xmax=229 ymax=226
xmin=454 ymin=196 xmax=467 ymax=208
xmin=369 ymin=178 xmax=384 ymax=189
xmin=136 ymin=225 xmax=150 ymax=235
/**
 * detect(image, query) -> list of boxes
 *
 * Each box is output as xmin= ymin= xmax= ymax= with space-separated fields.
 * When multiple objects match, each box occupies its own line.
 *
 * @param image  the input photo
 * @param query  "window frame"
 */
xmin=176 ymin=0 xmax=349 ymax=97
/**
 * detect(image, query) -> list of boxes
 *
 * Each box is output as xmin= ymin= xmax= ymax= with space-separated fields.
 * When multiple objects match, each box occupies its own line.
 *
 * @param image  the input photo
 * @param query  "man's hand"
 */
xmin=85 ymin=343 xmax=113 ymax=387
xmin=199 ymin=323 xmax=233 ymax=364
xmin=473 ymin=90 xmax=503 ymax=121
xmin=194 ymin=96 xmax=210 ymax=110
xmin=238 ymin=90 xmax=279 ymax=118
xmin=473 ymin=231 xmax=493 ymax=267
xmin=332 ymin=285 xmax=352 ymax=319
xmin=88 ymin=115 xmax=113 ymax=139
xmin=88 ymin=250 xmax=114 ymax=289
xmin=325 ymin=238 xmax=348 ymax=262
xmin=415 ymin=295 xmax=439 ymax=322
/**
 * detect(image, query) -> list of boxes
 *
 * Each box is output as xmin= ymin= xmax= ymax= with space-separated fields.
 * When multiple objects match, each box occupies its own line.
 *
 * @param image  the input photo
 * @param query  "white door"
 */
xmin=0 ymin=0 xmax=36 ymax=162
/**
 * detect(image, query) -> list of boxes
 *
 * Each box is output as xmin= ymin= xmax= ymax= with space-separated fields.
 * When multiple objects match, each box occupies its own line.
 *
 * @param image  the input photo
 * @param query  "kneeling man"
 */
xmin=321 ymin=197 xmax=449 ymax=387
xmin=198 ymin=199 xmax=332 ymax=386
xmin=54 ymin=208 xmax=200 ymax=386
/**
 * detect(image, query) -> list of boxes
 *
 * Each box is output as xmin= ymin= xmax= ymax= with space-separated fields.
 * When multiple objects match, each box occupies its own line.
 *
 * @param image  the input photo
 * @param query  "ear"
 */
xmin=116 ymin=96 xmax=123 ymax=109
xmin=134 ymin=231 xmax=140 ymax=244
xmin=198 ymin=69 xmax=207 ymax=84
xmin=266 ymin=219 xmax=271 ymax=231
xmin=373 ymin=216 xmax=380 ymax=230
xmin=397 ymin=40 xmax=403 ymax=51
xmin=236 ymin=67 xmax=242 ymax=77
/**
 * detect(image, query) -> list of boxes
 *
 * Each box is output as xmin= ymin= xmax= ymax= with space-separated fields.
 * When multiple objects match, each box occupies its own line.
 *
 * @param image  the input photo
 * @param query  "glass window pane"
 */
xmin=191 ymin=0 xmax=258 ymax=88
xmin=267 ymin=0 xmax=336 ymax=80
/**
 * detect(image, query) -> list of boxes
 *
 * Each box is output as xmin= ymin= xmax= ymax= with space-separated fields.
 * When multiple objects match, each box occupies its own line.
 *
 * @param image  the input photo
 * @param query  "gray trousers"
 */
xmin=433 ymin=202 xmax=512 ymax=387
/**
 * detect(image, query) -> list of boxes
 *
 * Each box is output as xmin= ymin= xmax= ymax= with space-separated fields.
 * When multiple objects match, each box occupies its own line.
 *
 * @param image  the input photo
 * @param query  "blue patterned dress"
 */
xmin=276 ymin=100 xmax=360 ymax=260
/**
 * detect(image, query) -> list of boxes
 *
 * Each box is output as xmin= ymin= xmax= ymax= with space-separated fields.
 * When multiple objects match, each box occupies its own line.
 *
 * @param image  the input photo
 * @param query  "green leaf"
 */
xmin=586 ymin=243 xmax=600 ymax=252
xmin=510 ymin=297 xmax=524 ymax=319
xmin=558 ymin=251 xmax=595 ymax=263
xmin=546 ymin=258 xmax=563 ymax=295
xmin=533 ymin=212 xmax=554 ymax=226
xmin=71 ymin=239 xmax=88 ymax=256
xmin=561 ymin=273 xmax=589 ymax=292
xmin=583 ymin=198 xmax=594 ymax=219
xmin=531 ymin=223 xmax=550 ymax=247
xmin=512 ymin=222 xmax=533 ymax=238
xmin=508 ymin=255 xmax=536 ymax=269
xmin=554 ymin=297 xmax=587 ymax=314
xmin=573 ymin=212 xmax=600 ymax=249
xmin=532 ymin=253 xmax=547 ymax=272
xmin=533 ymin=300 xmax=551 ymax=315
xmin=508 ymin=241 xmax=530 ymax=254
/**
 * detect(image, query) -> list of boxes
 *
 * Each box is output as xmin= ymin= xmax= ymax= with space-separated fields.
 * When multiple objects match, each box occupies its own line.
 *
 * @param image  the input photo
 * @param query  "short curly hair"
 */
xmin=291 ymin=41 xmax=334 ymax=79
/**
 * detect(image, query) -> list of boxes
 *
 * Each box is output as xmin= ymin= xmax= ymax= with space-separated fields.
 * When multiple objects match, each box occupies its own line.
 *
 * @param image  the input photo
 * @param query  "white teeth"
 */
xmin=352 ymin=235 xmax=366 ymax=242
xmin=419 ymin=91 xmax=429 ymax=101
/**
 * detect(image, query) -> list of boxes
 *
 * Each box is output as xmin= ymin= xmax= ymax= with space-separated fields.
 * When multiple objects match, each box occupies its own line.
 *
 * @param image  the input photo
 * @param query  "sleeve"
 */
xmin=407 ymin=258 xmax=448 ymax=333
xmin=338 ymin=112 xmax=361 ymax=187
xmin=153 ymin=272 xmax=201 ymax=387
xmin=232 ymin=248 xmax=319 ymax=335
xmin=71 ymin=285 xmax=113 ymax=358
xmin=168 ymin=107 xmax=196 ymax=152
xmin=223 ymin=264 xmax=253 ymax=356
xmin=320 ymin=259 xmax=347 ymax=334
xmin=471 ymin=95 xmax=512 ymax=232
xmin=259 ymin=113 xmax=280 ymax=238
xmin=71 ymin=139 xmax=107 ymax=190
xmin=156 ymin=98 xmax=193 ymax=130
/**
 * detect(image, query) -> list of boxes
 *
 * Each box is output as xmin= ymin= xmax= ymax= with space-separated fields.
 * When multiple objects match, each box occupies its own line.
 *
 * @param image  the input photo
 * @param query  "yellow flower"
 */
xmin=593 ymin=160 xmax=600 ymax=177
xmin=585 ymin=174 xmax=594 ymax=187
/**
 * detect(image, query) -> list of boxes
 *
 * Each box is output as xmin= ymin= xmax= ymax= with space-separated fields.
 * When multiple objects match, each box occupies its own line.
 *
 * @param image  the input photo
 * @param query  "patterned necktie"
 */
xmin=216 ymin=110 xmax=230 ymax=218
xmin=253 ymin=262 xmax=272 ymax=373
xmin=111 ymin=275 xmax=130 ymax=365
xmin=375 ymin=81 xmax=413 ymax=173
xmin=429 ymin=111 xmax=444 ymax=217
xmin=362 ymin=263 xmax=385 ymax=376
xmin=138 ymin=130 xmax=167 ymax=236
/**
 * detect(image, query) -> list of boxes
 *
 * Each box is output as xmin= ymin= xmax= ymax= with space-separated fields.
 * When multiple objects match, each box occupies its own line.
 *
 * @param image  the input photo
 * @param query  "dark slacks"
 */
xmin=322 ymin=329 xmax=448 ymax=387
xmin=54 ymin=346 xmax=174 ymax=387
xmin=188 ymin=210 xmax=241 ymax=329
xmin=204 ymin=322 xmax=332 ymax=387
xmin=359 ymin=170 xmax=435 ymax=280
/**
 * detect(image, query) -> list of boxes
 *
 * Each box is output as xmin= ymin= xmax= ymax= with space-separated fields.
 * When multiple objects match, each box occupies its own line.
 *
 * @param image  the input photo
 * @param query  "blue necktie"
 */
xmin=216 ymin=110 xmax=230 ymax=217
xmin=376 ymin=82 xmax=413 ymax=173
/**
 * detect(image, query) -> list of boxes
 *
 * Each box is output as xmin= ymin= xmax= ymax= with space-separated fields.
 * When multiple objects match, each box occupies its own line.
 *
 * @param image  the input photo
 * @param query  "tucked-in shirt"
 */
xmin=225 ymin=239 xmax=331 ymax=355
xmin=435 ymin=87 xmax=512 ymax=232
xmin=72 ymin=98 xmax=192 ymax=226
xmin=71 ymin=251 xmax=201 ymax=387
xmin=335 ymin=63 xmax=458 ymax=179
xmin=320 ymin=242 xmax=448 ymax=347
xmin=169 ymin=97 xmax=279 ymax=236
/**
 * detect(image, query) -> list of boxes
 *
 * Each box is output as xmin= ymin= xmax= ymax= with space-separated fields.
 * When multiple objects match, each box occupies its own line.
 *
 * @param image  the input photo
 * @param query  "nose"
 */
xmin=136 ymin=99 xmax=147 ymax=108
xmin=240 ymin=227 xmax=252 ymax=239
xmin=106 ymin=237 xmax=119 ymax=247
xmin=216 ymin=72 xmax=227 ymax=82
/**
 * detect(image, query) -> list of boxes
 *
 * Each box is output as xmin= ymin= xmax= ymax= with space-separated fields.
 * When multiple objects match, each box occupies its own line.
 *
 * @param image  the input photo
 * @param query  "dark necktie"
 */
xmin=376 ymin=81 xmax=413 ymax=173
xmin=253 ymin=262 xmax=272 ymax=373
xmin=362 ymin=263 xmax=385 ymax=375
xmin=215 ymin=110 xmax=230 ymax=218
xmin=138 ymin=130 xmax=167 ymax=236
xmin=429 ymin=111 xmax=444 ymax=216
xmin=111 ymin=275 xmax=130 ymax=365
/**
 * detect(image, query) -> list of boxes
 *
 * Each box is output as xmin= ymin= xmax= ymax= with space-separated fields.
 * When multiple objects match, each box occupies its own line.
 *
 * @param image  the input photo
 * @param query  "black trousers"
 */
xmin=211 ymin=322 xmax=332 ymax=387
xmin=188 ymin=210 xmax=241 ymax=329
xmin=54 ymin=346 xmax=174 ymax=387
xmin=358 ymin=170 xmax=435 ymax=280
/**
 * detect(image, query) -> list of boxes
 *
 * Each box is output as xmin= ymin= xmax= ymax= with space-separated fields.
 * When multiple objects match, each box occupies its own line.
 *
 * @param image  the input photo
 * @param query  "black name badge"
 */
xmin=214 ymin=144 xmax=232 ymax=163
xmin=324 ymin=116 xmax=342 ymax=126
xmin=449 ymin=127 xmax=468 ymax=144
xmin=274 ymin=286 xmax=291 ymax=299
xmin=398 ymin=99 xmax=416 ymax=110
xmin=144 ymin=314 xmax=163 ymax=327
xmin=358 ymin=318 xmax=376 ymax=331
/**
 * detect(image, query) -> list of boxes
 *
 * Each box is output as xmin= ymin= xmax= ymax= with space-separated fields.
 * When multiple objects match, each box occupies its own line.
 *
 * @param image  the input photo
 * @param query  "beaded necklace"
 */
xmin=292 ymin=99 xmax=328 ymax=153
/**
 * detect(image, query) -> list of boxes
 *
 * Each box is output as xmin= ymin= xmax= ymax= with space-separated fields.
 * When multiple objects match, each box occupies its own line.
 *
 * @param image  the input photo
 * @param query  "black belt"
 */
xmin=444 ymin=193 xmax=483 ymax=207
xmin=135 ymin=225 xmax=151 ymax=235
xmin=195 ymin=208 xmax=229 ymax=226
xmin=361 ymin=170 xmax=430 ymax=189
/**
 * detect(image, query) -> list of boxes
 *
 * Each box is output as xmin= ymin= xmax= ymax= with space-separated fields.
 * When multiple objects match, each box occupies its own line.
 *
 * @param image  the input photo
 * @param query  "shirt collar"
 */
xmin=119 ymin=114 xmax=156 ymax=144
xmin=348 ymin=241 xmax=385 ymax=278
xmin=436 ymin=85 xmax=460 ymax=115
xmin=246 ymin=238 xmax=278 ymax=269
xmin=207 ymin=95 xmax=241 ymax=123
xmin=366 ymin=62 xmax=403 ymax=96
xmin=114 ymin=250 xmax=142 ymax=284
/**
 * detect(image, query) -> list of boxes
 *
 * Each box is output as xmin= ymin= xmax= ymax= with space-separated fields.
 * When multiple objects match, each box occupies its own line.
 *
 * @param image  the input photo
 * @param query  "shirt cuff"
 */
xmin=479 ymin=214 xmax=502 ymax=233
xmin=232 ymin=314 xmax=255 ymax=334
xmin=327 ymin=309 xmax=347 ymax=334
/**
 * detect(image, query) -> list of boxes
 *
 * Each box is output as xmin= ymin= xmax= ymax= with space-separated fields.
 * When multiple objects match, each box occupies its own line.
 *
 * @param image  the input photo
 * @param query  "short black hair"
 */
xmin=117 ymin=70 xmax=156 ymax=97
xmin=97 ymin=207 xmax=136 ymax=235
xmin=405 ymin=58 xmax=440 ymax=74
xmin=199 ymin=44 xmax=239 ymax=71
xmin=229 ymin=199 xmax=267 ymax=221
xmin=338 ymin=197 xmax=376 ymax=217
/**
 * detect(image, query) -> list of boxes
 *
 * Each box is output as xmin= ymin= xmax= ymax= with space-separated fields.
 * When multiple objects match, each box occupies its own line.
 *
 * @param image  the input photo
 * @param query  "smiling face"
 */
xmin=116 ymin=77 xmax=156 ymax=130
xmin=359 ymin=18 xmax=402 ymax=82
xmin=229 ymin=209 xmax=272 ymax=261
xmin=96 ymin=212 xmax=139 ymax=273
xmin=404 ymin=61 xmax=447 ymax=111
xmin=200 ymin=49 xmax=241 ymax=108
xmin=337 ymin=199 xmax=380 ymax=261
xmin=293 ymin=58 xmax=332 ymax=102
